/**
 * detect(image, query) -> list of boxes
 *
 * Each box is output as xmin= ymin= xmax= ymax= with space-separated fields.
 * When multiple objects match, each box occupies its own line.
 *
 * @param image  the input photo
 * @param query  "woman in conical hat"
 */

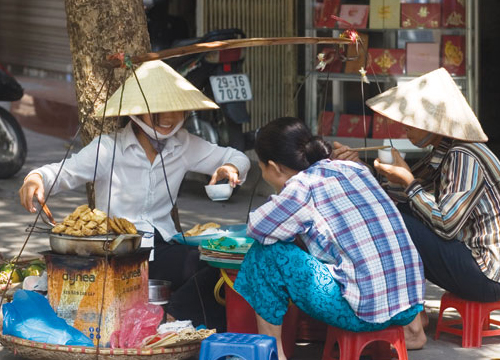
xmin=19 ymin=60 xmax=251 ymax=331
xmin=336 ymin=68 xmax=500 ymax=343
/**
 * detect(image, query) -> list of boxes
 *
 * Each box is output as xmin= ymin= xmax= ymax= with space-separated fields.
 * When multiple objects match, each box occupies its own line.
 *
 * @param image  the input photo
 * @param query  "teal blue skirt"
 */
xmin=234 ymin=241 xmax=422 ymax=331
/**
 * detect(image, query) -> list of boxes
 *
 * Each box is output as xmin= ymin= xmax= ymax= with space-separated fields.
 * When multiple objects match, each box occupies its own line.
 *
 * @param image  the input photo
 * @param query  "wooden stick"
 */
xmin=349 ymin=145 xmax=391 ymax=152
xmin=103 ymin=37 xmax=352 ymax=68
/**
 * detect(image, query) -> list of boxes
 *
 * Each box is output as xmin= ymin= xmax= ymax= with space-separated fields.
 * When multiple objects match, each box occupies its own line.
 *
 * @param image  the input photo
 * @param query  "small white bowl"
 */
xmin=378 ymin=148 xmax=406 ymax=164
xmin=205 ymin=184 xmax=233 ymax=201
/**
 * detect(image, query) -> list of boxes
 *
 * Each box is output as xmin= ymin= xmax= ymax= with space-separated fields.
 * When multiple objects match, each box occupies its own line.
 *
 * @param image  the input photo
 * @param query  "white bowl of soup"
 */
xmin=378 ymin=148 xmax=406 ymax=164
xmin=205 ymin=184 xmax=233 ymax=201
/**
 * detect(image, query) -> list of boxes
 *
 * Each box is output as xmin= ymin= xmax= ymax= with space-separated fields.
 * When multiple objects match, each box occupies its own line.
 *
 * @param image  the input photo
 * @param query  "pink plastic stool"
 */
xmin=321 ymin=325 xmax=408 ymax=360
xmin=435 ymin=291 xmax=500 ymax=347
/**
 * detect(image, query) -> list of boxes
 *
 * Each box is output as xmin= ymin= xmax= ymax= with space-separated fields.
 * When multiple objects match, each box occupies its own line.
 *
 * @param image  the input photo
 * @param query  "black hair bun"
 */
xmin=304 ymin=136 xmax=332 ymax=165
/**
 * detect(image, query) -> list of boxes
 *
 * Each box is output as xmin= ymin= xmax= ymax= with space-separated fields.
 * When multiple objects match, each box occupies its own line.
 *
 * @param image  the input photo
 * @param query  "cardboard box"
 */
xmin=44 ymin=250 xmax=150 ymax=347
xmin=338 ymin=5 xmax=369 ymax=29
xmin=315 ymin=0 xmax=341 ymax=28
xmin=318 ymin=111 xmax=336 ymax=136
xmin=442 ymin=0 xmax=466 ymax=28
xmin=344 ymin=33 xmax=369 ymax=74
xmin=372 ymin=114 xmax=407 ymax=139
xmin=369 ymin=0 xmax=400 ymax=29
xmin=366 ymin=48 xmax=405 ymax=75
xmin=406 ymin=42 xmax=440 ymax=75
xmin=337 ymin=114 xmax=372 ymax=138
xmin=441 ymin=35 xmax=466 ymax=75
xmin=401 ymin=3 xmax=441 ymax=29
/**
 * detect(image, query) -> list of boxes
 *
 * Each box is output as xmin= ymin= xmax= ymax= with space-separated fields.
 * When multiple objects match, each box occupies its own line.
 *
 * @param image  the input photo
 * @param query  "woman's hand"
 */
xmin=19 ymin=173 xmax=45 ymax=213
xmin=331 ymin=141 xmax=362 ymax=163
xmin=373 ymin=149 xmax=415 ymax=187
xmin=209 ymin=164 xmax=241 ymax=187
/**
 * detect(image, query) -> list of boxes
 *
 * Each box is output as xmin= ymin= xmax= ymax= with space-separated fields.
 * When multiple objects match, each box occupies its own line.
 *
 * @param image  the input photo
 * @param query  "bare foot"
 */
xmin=403 ymin=313 xmax=427 ymax=350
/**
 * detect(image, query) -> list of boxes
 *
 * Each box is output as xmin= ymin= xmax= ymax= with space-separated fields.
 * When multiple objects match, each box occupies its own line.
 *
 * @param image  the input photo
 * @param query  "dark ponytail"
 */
xmin=255 ymin=117 xmax=332 ymax=171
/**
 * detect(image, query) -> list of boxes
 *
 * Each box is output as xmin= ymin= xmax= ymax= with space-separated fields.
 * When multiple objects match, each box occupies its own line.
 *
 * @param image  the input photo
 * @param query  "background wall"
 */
xmin=478 ymin=0 xmax=500 ymax=156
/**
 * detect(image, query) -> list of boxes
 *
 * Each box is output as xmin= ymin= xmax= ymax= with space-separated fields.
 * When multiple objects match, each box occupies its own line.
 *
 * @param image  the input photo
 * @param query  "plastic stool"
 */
xmin=199 ymin=333 xmax=278 ymax=360
xmin=322 ymin=325 xmax=408 ymax=360
xmin=435 ymin=291 xmax=500 ymax=347
xmin=221 ymin=269 xmax=299 ymax=358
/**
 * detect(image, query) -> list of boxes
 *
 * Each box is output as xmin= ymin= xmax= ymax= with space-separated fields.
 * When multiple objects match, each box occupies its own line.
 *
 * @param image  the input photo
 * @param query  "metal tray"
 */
xmin=172 ymin=223 xmax=247 ymax=246
xmin=49 ymin=232 xmax=143 ymax=256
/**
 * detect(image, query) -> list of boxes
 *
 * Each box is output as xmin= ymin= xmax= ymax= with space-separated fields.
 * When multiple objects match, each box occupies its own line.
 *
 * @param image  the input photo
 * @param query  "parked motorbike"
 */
xmin=0 ymin=64 xmax=27 ymax=179
xmin=148 ymin=23 xmax=254 ymax=152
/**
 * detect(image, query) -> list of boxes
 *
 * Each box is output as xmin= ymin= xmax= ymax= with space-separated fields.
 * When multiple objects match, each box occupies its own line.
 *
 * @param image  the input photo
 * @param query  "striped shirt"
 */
xmin=403 ymin=138 xmax=500 ymax=282
xmin=248 ymin=159 xmax=425 ymax=323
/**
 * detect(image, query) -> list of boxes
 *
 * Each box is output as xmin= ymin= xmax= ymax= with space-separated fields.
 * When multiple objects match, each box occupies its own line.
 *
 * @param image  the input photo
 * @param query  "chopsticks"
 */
xmin=349 ymin=145 xmax=391 ymax=152
xmin=36 ymin=199 xmax=56 ymax=226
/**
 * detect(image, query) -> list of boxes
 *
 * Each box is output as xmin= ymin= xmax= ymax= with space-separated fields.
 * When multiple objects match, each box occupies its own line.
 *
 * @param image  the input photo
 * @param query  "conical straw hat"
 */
xmin=365 ymin=68 xmax=487 ymax=142
xmin=95 ymin=60 xmax=219 ymax=117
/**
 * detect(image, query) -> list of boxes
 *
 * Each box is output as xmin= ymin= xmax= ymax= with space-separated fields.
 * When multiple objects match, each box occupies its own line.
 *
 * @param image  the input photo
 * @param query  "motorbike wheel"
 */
xmin=217 ymin=116 xmax=245 ymax=152
xmin=184 ymin=111 xmax=219 ymax=144
xmin=0 ymin=107 xmax=27 ymax=178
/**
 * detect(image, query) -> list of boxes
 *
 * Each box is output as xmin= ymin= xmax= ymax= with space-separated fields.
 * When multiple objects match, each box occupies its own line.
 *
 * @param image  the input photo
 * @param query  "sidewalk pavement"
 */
xmin=0 ymin=128 xmax=500 ymax=359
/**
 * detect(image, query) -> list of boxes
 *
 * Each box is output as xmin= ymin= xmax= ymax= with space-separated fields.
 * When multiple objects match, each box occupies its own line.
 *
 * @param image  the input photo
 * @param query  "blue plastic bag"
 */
xmin=2 ymin=290 xmax=94 ymax=346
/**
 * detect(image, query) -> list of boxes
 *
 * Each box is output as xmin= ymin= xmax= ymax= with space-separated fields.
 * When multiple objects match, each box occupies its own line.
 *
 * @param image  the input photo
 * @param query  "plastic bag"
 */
xmin=2 ymin=290 xmax=94 ymax=346
xmin=110 ymin=302 xmax=164 ymax=349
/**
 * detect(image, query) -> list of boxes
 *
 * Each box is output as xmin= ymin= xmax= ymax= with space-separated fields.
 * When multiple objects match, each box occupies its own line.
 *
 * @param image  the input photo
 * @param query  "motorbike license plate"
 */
xmin=209 ymin=74 xmax=253 ymax=104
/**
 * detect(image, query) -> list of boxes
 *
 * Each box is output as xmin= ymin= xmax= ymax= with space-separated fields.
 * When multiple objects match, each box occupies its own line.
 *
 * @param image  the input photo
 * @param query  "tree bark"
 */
xmin=64 ymin=0 xmax=151 ymax=206
xmin=65 ymin=0 xmax=151 ymax=144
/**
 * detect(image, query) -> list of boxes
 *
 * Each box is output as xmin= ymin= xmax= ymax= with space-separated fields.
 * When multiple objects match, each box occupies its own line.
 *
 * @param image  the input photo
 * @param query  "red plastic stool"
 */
xmin=435 ymin=291 xmax=500 ymax=347
xmin=321 ymin=325 xmax=408 ymax=360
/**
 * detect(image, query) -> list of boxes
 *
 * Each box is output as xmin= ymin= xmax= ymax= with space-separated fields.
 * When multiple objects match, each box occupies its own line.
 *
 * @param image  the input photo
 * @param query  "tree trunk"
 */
xmin=64 ymin=0 xmax=151 ymax=206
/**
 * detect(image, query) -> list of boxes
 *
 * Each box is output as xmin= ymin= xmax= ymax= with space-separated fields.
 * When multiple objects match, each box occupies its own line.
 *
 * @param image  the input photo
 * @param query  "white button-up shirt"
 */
xmin=32 ymin=122 xmax=250 ymax=242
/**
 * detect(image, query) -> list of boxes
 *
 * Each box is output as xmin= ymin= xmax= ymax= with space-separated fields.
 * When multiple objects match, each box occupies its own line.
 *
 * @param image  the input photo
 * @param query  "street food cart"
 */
xmin=0 ymin=32 xmax=361 ymax=360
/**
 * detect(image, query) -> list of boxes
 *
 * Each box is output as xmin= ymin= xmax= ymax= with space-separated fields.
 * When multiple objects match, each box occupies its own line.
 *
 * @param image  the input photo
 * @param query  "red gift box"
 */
xmin=372 ymin=114 xmax=407 ymax=139
xmin=317 ymin=47 xmax=343 ymax=73
xmin=318 ymin=111 xmax=336 ymax=136
xmin=337 ymin=114 xmax=371 ymax=138
xmin=338 ymin=5 xmax=369 ymax=29
xmin=441 ymin=35 xmax=466 ymax=76
xmin=401 ymin=3 xmax=441 ymax=29
xmin=366 ymin=48 xmax=405 ymax=75
xmin=315 ymin=0 xmax=341 ymax=28
xmin=442 ymin=0 xmax=466 ymax=28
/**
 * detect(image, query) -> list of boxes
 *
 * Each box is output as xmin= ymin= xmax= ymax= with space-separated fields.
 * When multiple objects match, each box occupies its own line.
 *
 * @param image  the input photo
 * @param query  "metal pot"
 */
xmin=148 ymin=279 xmax=171 ymax=305
xmin=49 ymin=232 xmax=142 ymax=256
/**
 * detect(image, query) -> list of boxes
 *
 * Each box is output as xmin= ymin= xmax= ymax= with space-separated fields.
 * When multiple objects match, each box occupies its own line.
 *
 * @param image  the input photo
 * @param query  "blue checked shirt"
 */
xmin=248 ymin=159 xmax=425 ymax=323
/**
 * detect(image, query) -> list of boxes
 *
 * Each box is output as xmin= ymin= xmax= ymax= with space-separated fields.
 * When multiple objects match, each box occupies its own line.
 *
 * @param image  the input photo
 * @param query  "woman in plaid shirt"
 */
xmin=234 ymin=117 xmax=426 ymax=360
